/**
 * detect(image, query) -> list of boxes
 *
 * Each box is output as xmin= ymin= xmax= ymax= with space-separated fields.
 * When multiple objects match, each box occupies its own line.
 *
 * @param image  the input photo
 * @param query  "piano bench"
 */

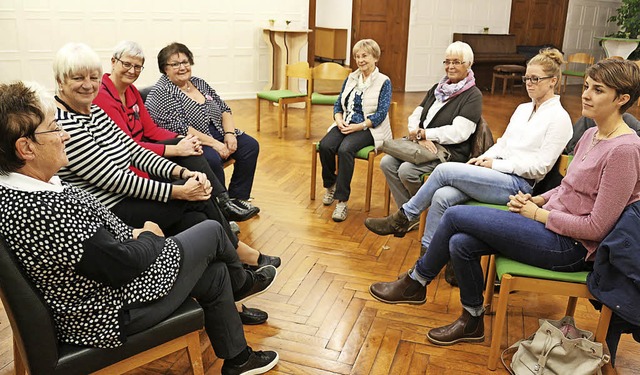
xmin=491 ymin=64 xmax=526 ymax=95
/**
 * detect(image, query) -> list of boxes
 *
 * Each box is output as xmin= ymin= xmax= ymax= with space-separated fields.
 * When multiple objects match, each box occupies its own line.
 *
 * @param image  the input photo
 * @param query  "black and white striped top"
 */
xmin=56 ymin=105 xmax=177 ymax=209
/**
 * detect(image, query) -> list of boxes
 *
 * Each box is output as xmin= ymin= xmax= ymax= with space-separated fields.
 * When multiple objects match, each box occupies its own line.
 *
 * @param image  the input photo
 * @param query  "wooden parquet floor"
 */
xmin=1 ymin=87 xmax=640 ymax=374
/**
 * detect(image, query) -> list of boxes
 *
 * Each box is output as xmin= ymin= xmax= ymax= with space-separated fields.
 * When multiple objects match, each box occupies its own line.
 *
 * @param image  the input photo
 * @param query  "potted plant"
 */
xmin=607 ymin=0 xmax=640 ymax=59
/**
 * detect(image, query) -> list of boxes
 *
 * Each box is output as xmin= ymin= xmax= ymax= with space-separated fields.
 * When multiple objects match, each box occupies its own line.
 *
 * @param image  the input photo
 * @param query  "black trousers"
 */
xmin=111 ymin=193 xmax=238 ymax=247
xmin=123 ymin=220 xmax=247 ymax=359
xmin=318 ymin=126 xmax=374 ymax=202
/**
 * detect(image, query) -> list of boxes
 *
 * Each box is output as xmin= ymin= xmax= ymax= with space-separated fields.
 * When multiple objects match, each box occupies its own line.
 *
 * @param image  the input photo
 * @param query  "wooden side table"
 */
xmin=491 ymin=64 xmax=526 ymax=95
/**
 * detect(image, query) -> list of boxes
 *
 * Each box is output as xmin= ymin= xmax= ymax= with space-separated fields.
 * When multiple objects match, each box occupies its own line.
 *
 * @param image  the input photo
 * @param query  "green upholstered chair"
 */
xmin=310 ymin=102 xmax=396 ymax=212
xmin=256 ymin=61 xmax=312 ymax=138
xmin=561 ymin=53 xmax=594 ymax=94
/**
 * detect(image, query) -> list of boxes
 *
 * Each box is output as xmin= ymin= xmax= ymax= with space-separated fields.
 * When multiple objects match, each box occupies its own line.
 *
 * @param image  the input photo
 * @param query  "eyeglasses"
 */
xmin=166 ymin=60 xmax=191 ymax=69
xmin=34 ymin=124 xmax=64 ymax=137
xmin=522 ymin=76 xmax=554 ymax=84
xmin=443 ymin=60 xmax=466 ymax=66
xmin=116 ymin=58 xmax=144 ymax=72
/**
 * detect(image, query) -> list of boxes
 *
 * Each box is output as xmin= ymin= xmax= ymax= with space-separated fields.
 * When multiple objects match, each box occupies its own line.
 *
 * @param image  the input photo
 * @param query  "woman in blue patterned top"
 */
xmin=145 ymin=42 xmax=259 ymax=210
xmin=318 ymin=39 xmax=393 ymax=222
xmin=0 ymin=81 xmax=279 ymax=374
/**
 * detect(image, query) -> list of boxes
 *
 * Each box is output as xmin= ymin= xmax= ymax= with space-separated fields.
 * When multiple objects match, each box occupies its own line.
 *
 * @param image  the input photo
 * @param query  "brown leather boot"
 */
xmin=427 ymin=309 xmax=484 ymax=345
xmin=364 ymin=209 xmax=411 ymax=237
xmin=369 ymin=272 xmax=426 ymax=304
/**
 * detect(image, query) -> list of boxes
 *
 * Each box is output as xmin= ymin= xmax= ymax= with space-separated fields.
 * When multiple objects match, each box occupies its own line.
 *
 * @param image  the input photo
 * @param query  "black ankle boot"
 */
xmin=217 ymin=192 xmax=259 ymax=222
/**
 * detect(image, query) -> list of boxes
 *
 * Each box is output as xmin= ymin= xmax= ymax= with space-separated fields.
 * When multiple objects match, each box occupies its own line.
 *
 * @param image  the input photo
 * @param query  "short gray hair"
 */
xmin=53 ymin=42 xmax=102 ymax=85
xmin=353 ymin=39 xmax=381 ymax=60
xmin=445 ymin=41 xmax=474 ymax=66
xmin=113 ymin=40 xmax=145 ymax=62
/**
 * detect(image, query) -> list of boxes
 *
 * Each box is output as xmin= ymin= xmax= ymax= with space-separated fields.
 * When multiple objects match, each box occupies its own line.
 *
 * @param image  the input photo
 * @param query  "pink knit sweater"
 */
xmin=542 ymin=127 xmax=640 ymax=260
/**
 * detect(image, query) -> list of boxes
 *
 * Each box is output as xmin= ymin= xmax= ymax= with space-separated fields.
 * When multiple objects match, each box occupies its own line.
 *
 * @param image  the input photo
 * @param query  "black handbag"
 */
xmin=381 ymin=137 xmax=450 ymax=164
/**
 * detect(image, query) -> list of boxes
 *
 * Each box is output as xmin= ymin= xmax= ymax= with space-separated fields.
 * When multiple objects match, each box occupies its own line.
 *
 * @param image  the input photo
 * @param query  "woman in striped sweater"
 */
xmin=52 ymin=43 xmax=280 ymax=322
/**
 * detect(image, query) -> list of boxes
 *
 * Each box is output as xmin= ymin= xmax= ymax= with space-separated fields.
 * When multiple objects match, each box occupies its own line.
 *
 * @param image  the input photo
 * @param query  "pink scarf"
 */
xmin=434 ymin=69 xmax=476 ymax=102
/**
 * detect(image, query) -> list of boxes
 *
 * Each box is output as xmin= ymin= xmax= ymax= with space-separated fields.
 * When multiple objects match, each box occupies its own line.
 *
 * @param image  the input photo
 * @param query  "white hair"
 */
xmin=52 ymin=42 xmax=102 ymax=86
xmin=112 ymin=40 xmax=145 ymax=61
xmin=23 ymin=81 xmax=56 ymax=116
xmin=445 ymin=41 xmax=475 ymax=66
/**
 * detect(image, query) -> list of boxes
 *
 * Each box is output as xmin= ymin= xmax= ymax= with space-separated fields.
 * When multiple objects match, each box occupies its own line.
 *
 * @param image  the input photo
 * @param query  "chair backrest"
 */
xmin=285 ymin=61 xmax=312 ymax=95
xmin=138 ymin=86 xmax=152 ymax=102
xmin=567 ymin=52 xmax=595 ymax=66
xmin=0 ymin=237 xmax=61 ymax=374
xmin=388 ymin=101 xmax=397 ymax=134
xmin=311 ymin=62 xmax=351 ymax=94
xmin=468 ymin=117 xmax=494 ymax=159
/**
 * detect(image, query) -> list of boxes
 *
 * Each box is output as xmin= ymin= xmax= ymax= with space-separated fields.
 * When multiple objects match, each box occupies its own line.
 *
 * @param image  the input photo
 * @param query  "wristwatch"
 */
xmin=416 ymin=129 xmax=422 ymax=140
xmin=362 ymin=123 xmax=368 ymax=131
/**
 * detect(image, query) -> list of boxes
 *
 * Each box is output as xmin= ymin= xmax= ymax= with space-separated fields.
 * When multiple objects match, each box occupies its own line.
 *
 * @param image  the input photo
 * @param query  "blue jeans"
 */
xmin=414 ymin=206 xmax=587 ymax=308
xmin=402 ymin=162 xmax=533 ymax=248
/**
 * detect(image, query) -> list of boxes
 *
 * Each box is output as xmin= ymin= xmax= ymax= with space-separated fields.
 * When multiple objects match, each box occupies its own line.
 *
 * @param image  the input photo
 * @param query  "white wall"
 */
xmin=562 ymin=0 xmax=621 ymax=85
xmin=405 ymin=0 xmax=512 ymax=91
xmin=0 ymin=0 xmax=308 ymax=99
xmin=0 ymin=0 xmax=623 ymax=96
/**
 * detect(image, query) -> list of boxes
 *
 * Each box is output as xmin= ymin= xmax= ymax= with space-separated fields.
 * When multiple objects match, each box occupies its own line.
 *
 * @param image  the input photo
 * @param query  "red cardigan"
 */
xmin=94 ymin=74 xmax=179 ymax=178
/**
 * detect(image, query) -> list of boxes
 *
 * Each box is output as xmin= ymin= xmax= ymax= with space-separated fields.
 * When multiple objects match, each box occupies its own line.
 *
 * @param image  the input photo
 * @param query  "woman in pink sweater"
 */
xmin=368 ymin=59 xmax=640 ymax=346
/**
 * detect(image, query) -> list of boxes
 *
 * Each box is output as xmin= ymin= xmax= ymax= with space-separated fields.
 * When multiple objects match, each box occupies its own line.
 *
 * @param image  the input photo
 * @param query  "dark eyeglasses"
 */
xmin=166 ymin=60 xmax=191 ymax=69
xmin=522 ymin=76 xmax=554 ymax=84
xmin=116 ymin=58 xmax=144 ymax=72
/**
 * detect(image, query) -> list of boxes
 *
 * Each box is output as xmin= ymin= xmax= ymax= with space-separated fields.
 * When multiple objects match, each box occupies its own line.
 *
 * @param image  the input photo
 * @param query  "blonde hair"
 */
xmin=352 ymin=39 xmax=381 ymax=60
xmin=528 ymin=48 xmax=564 ymax=85
xmin=53 ymin=42 xmax=102 ymax=87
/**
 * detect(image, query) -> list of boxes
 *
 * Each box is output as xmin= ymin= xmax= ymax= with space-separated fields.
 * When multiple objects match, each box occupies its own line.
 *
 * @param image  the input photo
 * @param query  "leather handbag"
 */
xmin=381 ymin=137 xmax=450 ymax=165
xmin=502 ymin=316 xmax=610 ymax=375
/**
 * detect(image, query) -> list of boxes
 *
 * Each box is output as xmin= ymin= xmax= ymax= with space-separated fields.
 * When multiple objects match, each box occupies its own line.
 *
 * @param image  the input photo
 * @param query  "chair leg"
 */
xmin=491 ymin=74 xmax=496 ymax=95
xmin=277 ymin=101 xmax=284 ymax=138
xmin=565 ymin=296 xmax=579 ymax=316
xmin=310 ymin=143 xmax=318 ymax=200
xmin=594 ymin=305 xmax=612 ymax=343
xmin=483 ymin=255 xmax=496 ymax=313
xmin=417 ymin=209 xmax=427 ymax=241
xmin=502 ymin=77 xmax=507 ymax=95
xmin=186 ymin=331 xmax=205 ymax=375
xmin=487 ymin=273 xmax=513 ymax=370
xmin=284 ymin=104 xmax=289 ymax=128
xmin=14 ymin=339 xmax=26 ymax=375
xmin=305 ymin=100 xmax=311 ymax=139
xmin=383 ymin=181 xmax=391 ymax=216
xmin=365 ymin=152 xmax=375 ymax=212
xmin=256 ymin=97 xmax=261 ymax=132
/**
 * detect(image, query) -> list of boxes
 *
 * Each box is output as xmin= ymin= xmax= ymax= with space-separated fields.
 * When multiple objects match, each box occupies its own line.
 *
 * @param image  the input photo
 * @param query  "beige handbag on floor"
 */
xmin=502 ymin=316 xmax=610 ymax=375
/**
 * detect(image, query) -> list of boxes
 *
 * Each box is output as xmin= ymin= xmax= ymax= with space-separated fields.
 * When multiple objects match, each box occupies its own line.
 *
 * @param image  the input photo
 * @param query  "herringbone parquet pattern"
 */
xmin=1 ymin=88 xmax=639 ymax=375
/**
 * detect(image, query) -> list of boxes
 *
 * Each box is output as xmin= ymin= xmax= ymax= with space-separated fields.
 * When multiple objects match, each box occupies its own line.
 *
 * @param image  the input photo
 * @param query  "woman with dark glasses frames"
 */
xmin=366 ymin=48 xmax=572 ymax=286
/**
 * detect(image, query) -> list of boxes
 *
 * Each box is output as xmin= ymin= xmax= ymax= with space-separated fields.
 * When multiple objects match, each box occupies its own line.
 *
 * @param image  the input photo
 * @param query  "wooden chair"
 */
xmin=307 ymin=62 xmax=352 ymax=138
xmin=310 ymin=102 xmax=397 ymax=212
xmin=478 ymin=155 xmax=613 ymax=372
xmin=256 ymin=61 xmax=312 ymax=138
xmin=0 ymin=237 xmax=205 ymax=375
xmin=561 ymin=53 xmax=595 ymax=94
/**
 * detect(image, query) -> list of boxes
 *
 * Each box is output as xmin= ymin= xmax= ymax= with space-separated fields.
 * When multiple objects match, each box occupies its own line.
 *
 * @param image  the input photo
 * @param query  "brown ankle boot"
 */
xmin=427 ymin=309 xmax=484 ymax=346
xmin=369 ymin=272 xmax=426 ymax=304
xmin=364 ymin=209 xmax=411 ymax=237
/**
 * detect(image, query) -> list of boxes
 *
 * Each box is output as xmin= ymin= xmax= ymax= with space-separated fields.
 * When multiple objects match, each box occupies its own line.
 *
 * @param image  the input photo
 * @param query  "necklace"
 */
xmin=181 ymin=82 xmax=191 ymax=92
xmin=581 ymin=124 xmax=622 ymax=161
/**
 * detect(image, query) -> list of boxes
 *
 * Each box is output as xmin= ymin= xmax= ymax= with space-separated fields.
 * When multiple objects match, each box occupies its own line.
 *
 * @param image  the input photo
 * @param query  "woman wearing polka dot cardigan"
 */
xmin=0 ymin=81 xmax=279 ymax=374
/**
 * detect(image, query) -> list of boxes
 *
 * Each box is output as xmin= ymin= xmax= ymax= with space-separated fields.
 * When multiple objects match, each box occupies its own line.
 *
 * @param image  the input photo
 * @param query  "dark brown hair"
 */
xmin=157 ymin=42 xmax=194 ymax=74
xmin=587 ymin=59 xmax=640 ymax=113
xmin=0 ymin=82 xmax=47 ymax=174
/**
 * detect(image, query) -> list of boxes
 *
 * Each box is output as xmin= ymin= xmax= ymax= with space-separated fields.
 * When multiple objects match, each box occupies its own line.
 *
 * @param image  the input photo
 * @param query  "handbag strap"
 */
xmin=500 ymin=339 xmax=523 ymax=375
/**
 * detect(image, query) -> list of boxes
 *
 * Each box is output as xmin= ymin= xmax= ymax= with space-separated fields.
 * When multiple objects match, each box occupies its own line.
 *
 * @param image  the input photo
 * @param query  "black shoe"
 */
xmin=232 ymin=198 xmax=260 ymax=219
xmin=217 ymin=193 xmax=260 ymax=222
xmin=247 ymin=253 xmax=281 ymax=271
xmin=221 ymin=347 xmax=279 ymax=375
xmin=239 ymin=305 xmax=268 ymax=325
xmin=234 ymin=265 xmax=277 ymax=303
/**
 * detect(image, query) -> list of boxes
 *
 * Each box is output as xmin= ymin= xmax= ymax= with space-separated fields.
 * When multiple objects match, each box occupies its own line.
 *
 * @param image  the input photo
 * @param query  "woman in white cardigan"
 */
xmin=318 ymin=39 xmax=392 ymax=222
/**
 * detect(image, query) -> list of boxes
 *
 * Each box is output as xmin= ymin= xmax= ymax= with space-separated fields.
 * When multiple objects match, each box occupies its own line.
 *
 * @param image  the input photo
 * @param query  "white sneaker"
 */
xmin=332 ymin=201 xmax=348 ymax=222
xmin=322 ymin=184 xmax=336 ymax=206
